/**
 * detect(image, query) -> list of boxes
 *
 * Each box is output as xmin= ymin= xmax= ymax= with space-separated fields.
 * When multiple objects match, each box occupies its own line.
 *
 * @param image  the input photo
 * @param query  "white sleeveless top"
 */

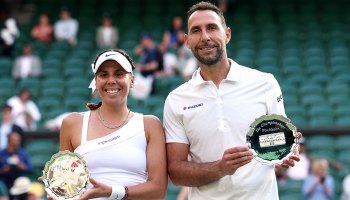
xmin=75 ymin=111 xmax=148 ymax=197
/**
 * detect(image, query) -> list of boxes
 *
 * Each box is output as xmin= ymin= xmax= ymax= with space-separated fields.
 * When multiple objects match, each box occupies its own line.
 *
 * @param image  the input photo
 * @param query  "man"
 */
xmin=163 ymin=2 xmax=300 ymax=199
xmin=0 ymin=104 xmax=24 ymax=150
xmin=286 ymin=137 xmax=310 ymax=180
xmin=12 ymin=44 xmax=42 ymax=80
xmin=53 ymin=8 xmax=78 ymax=45
xmin=133 ymin=32 xmax=163 ymax=96
xmin=134 ymin=32 xmax=162 ymax=78
xmin=0 ymin=132 xmax=32 ymax=197
xmin=7 ymin=89 xmax=41 ymax=131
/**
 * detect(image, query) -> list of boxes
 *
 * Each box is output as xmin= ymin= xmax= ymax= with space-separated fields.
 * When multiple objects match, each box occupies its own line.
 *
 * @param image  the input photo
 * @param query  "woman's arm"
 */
xmin=125 ymin=115 xmax=168 ymax=199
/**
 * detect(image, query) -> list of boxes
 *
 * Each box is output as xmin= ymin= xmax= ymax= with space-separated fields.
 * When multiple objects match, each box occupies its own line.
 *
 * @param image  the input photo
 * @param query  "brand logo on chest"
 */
xmin=183 ymin=103 xmax=204 ymax=110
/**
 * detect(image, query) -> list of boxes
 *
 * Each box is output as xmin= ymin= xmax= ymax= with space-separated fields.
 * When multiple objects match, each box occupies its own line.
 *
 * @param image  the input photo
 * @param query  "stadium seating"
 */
xmin=37 ymin=97 xmax=61 ymax=117
xmin=63 ymin=96 xmax=87 ymax=112
xmin=306 ymin=135 xmax=335 ymax=152
xmin=17 ymin=78 xmax=41 ymax=99
xmin=0 ymin=77 xmax=16 ymax=103
xmin=142 ymin=95 xmax=165 ymax=114
xmin=0 ymin=57 xmax=13 ymax=76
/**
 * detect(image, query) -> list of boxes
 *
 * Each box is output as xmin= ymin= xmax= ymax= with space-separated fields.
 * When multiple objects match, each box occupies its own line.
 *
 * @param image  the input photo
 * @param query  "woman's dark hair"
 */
xmin=86 ymin=49 xmax=135 ymax=110
xmin=86 ymin=101 xmax=102 ymax=110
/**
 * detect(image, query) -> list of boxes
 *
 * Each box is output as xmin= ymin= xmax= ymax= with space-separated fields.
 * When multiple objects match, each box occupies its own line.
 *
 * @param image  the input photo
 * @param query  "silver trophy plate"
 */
xmin=43 ymin=151 xmax=89 ymax=200
xmin=246 ymin=114 xmax=299 ymax=165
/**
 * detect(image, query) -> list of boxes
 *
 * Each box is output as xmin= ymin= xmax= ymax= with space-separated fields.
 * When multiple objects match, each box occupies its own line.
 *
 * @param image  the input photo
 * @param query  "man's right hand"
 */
xmin=219 ymin=146 xmax=254 ymax=176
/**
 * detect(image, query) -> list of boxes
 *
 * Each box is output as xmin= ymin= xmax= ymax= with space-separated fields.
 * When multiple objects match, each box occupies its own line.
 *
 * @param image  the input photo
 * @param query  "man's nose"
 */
xmin=200 ymin=30 xmax=210 ymax=41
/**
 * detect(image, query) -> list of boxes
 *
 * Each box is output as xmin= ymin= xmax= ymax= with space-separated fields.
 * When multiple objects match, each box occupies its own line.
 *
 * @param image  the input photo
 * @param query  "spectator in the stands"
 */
xmin=133 ymin=32 xmax=163 ymax=95
xmin=161 ymin=16 xmax=184 ymax=51
xmin=7 ymin=89 xmax=41 ymax=131
xmin=31 ymin=13 xmax=53 ymax=44
xmin=134 ymin=32 xmax=162 ymax=77
xmin=175 ymin=31 xmax=197 ymax=80
xmin=12 ymin=44 xmax=42 ymax=81
xmin=9 ymin=176 xmax=31 ymax=200
xmin=342 ymin=160 xmax=350 ymax=200
xmin=302 ymin=158 xmax=334 ymax=200
xmin=53 ymin=7 xmax=78 ymax=45
xmin=44 ymin=112 xmax=69 ymax=131
xmin=0 ymin=8 xmax=19 ymax=58
xmin=155 ymin=42 xmax=177 ymax=78
xmin=0 ymin=104 xmax=24 ymax=150
xmin=286 ymin=137 xmax=311 ymax=180
xmin=217 ymin=0 xmax=236 ymax=13
xmin=96 ymin=14 xmax=119 ymax=49
xmin=9 ymin=177 xmax=44 ymax=200
xmin=27 ymin=181 xmax=45 ymax=200
xmin=0 ymin=132 xmax=32 ymax=199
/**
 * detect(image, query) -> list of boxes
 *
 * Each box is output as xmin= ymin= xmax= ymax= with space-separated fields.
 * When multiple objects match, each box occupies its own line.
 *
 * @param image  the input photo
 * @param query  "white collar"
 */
xmin=190 ymin=58 xmax=241 ymax=86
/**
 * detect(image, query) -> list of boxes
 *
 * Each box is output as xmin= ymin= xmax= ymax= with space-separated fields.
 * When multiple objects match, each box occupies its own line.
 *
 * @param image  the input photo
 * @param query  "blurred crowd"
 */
xmin=275 ymin=137 xmax=350 ymax=200
xmin=0 ymin=6 xmax=198 ymax=130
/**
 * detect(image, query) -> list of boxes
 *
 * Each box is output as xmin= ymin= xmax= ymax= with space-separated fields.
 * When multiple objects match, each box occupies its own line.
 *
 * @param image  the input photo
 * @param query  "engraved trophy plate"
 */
xmin=246 ymin=114 xmax=299 ymax=165
xmin=43 ymin=151 xmax=89 ymax=200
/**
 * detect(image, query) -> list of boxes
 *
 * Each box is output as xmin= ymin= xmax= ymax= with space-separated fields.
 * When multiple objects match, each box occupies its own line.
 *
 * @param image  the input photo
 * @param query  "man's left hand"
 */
xmin=275 ymin=132 xmax=302 ymax=169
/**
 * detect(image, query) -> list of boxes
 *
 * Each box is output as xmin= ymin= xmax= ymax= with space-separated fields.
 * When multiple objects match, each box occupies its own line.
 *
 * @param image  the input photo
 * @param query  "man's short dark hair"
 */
xmin=187 ymin=1 xmax=227 ymax=28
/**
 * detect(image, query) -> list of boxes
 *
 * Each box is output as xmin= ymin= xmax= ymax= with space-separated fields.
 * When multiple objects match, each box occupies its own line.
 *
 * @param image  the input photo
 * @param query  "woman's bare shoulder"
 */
xmin=143 ymin=114 xmax=162 ymax=125
xmin=143 ymin=114 xmax=164 ymax=139
xmin=62 ymin=112 xmax=85 ymax=125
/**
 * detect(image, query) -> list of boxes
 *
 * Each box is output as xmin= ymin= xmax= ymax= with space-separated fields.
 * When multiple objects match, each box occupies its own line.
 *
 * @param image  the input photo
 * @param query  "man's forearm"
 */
xmin=168 ymin=160 xmax=225 ymax=187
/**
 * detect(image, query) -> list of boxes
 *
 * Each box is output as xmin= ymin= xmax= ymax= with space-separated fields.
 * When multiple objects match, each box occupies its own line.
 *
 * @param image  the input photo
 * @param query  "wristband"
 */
xmin=108 ymin=185 xmax=126 ymax=200
xmin=123 ymin=186 xmax=128 ymax=199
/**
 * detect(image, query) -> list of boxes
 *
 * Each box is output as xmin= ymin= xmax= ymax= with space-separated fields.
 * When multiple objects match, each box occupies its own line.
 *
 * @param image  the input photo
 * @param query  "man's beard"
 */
xmin=192 ymin=45 xmax=224 ymax=65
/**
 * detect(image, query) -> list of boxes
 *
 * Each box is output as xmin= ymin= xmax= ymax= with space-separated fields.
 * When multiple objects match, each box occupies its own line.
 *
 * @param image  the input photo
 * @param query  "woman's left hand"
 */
xmin=79 ymin=177 xmax=112 ymax=200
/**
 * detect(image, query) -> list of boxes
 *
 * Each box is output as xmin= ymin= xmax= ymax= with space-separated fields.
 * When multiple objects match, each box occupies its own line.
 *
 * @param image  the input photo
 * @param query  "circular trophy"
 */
xmin=43 ymin=150 xmax=89 ymax=200
xmin=246 ymin=114 xmax=299 ymax=165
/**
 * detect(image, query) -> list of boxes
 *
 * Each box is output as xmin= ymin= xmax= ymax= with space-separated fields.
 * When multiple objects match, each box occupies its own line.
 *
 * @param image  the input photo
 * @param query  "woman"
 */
xmin=162 ymin=16 xmax=184 ymax=50
xmin=60 ymin=49 xmax=167 ymax=199
xmin=302 ymin=158 xmax=334 ymax=200
xmin=31 ymin=13 xmax=53 ymax=43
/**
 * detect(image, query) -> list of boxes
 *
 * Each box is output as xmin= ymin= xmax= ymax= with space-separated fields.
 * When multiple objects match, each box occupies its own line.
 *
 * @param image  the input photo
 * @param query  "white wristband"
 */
xmin=108 ymin=185 xmax=126 ymax=200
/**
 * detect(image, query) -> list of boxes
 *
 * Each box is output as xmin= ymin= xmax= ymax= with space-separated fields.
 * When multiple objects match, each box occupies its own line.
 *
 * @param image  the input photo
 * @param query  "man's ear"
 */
xmin=225 ymin=27 xmax=231 ymax=44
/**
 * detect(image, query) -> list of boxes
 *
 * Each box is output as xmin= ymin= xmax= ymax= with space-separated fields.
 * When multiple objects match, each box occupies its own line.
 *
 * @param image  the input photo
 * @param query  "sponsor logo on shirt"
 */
xmin=183 ymin=103 xmax=204 ymax=110
xmin=98 ymin=135 xmax=120 ymax=145
xmin=277 ymin=94 xmax=283 ymax=103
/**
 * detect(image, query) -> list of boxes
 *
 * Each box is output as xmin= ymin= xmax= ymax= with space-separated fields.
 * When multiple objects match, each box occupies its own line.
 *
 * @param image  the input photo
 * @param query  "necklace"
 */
xmin=97 ymin=108 xmax=131 ymax=129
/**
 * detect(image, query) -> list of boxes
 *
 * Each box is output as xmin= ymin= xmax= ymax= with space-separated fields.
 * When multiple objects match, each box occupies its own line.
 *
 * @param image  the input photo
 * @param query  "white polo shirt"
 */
xmin=164 ymin=59 xmax=285 ymax=200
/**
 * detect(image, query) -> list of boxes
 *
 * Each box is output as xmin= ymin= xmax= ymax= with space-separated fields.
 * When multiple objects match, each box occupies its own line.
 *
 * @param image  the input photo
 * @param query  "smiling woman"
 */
xmin=57 ymin=49 xmax=168 ymax=200
xmin=88 ymin=50 xmax=134 ymax=96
